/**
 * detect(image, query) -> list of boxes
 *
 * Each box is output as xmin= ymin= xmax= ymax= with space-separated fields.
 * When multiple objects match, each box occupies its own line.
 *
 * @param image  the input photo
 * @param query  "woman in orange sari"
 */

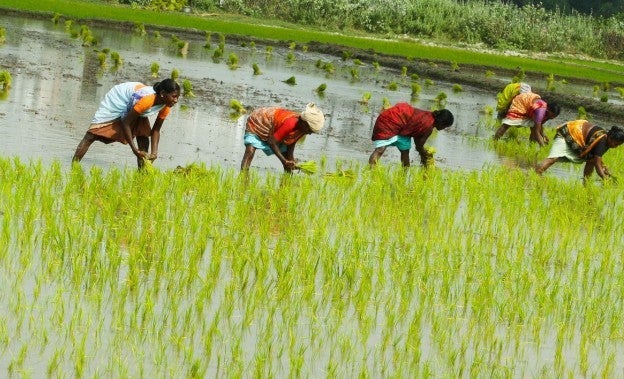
xmin=536 ymin=121 xmax=624 ymax=181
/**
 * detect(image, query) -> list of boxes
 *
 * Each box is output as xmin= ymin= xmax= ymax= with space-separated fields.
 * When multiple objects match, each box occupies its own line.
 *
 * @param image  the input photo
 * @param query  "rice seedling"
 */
xmin=350 ymin=68 xmax=359 ymax=81
xmin=485 ymin=70 xmax=495 ymax=77
xmin=382 ymin=97 xmax=391 ymax=109
xmin=286 ymin=51 xmax=295 ymax=62
xmin=358 ymin=91 xmax=372 ymax=105
xmin=600 ymin=94 xmax=609 ymax=102
xmin=283 ymin=76 xmax=297 ymax=85
xmin=578 ymin=106 xmax=587 ymax=119
xmin=96 ymin=51 xmax=107 ymax=67
xmin=542 ymin=75 xmax=556 ymax=93
xmin=229 ymin=99 xmax=246 ymax=118
xmin=227 ymin=53 xmax=239 ymax=69
xmin=452 ymin=84 xmax=463 ymax=93
xmin=315 ymin=83 xmax=327 ymax=95
xmin=322 ymin=62 xmax=335 ymax=75
xmin=153 ymin=30 xmax=161 ymax=39
xmin=150 ymin=62 xmax=160 ymax=77
xmin=433 ymin=91 xmax=448 ymax=109
xmin=182 ymin=79 xmax=195 ymax=97
xmin=0 ymin=71 xmax=12 ymax=90
xmin=411 ymin=82 xmax=421 ymax=96
xmin=401 ymin=66 xmax=408 ymax=76
xmin=288 ymin=41 xmax=296 ymax=50
xmin=177 ymin=41 xmax=189 ymax=56
xmin=295 ymin=161 xmax=317 ymax=174
xmin=252 ymin=63 xmax=262 ymax=75
xmin=171 ymin=68 xmax=180 ymax=80
xmin=51 ymin=12 xmax=61 ymax=24
xmin=387 ymin=81 xmax=398 ymax=91
xmin=372 ymin=61 xmax=380 ymax=71
xmin=134 ymin=22 xmax=146 ymax=36
xmin=110 ymin=51 xmax=122 ymax=67
xmin=0 ymin=27 xmax=5 ymax=44
xmin=424 ymin=78 xmax=434 ymax=88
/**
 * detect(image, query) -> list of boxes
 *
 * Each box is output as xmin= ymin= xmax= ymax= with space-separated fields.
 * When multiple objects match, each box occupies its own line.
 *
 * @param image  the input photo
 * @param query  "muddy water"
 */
xmin=0 ymin=14 xmax=599 ymax=178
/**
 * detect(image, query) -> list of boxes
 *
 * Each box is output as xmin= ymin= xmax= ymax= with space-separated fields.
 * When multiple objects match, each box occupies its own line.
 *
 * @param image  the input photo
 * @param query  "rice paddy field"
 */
xmin=3 ymin=6 xmax=624 ymax=379
xmin=2 ymin=158 xmax=624 ymax=377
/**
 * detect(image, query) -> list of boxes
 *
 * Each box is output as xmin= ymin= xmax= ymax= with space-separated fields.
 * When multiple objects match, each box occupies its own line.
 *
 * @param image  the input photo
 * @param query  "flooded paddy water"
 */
xmin=1 ymin=12 xmax=616 ymax=178
xmin=3 ymin=11 xmax=624 ymax=378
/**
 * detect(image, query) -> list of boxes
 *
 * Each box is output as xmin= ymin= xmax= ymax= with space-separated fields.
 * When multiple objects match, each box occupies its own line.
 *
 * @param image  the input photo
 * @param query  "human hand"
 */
xmin=283 ymin=160 xmax=297 ymax=170
xmin=148 ymin=152 xmax=158 ymax=161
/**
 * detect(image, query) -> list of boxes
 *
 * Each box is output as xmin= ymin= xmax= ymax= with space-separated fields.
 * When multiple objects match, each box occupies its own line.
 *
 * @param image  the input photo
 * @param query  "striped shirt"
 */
xmin=245 ymin=107 xmax=305 ymax=145
xmin=91 ymin=82 xmax=170 ymax=124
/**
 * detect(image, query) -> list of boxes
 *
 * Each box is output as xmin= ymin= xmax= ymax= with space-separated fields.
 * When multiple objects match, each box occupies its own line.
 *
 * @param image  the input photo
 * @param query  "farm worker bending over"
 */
xmin=240 ymin=103 xmax=325 ymax=172
xmin=493 ymin=91 xmax=560 ymax=147
xmin=495 ymin=81 xmax=532 ymax=121
xmin=72 ymin=79 xmax=180 ymax=169
xmin=536 ymin=121 xmax=624 ymax=182
xmin=368 ymin=102 xmax=454 ymax=167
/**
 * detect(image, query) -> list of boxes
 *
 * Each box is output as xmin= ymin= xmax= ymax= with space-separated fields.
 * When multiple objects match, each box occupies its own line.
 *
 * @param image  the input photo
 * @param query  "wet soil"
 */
xmin=1 ymin=8 xmax=622 ymax=175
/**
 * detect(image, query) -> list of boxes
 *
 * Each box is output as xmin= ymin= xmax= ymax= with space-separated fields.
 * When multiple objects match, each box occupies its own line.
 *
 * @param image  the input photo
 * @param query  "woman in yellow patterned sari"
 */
xmin=536 ymin=120 xmax=624 ymax=181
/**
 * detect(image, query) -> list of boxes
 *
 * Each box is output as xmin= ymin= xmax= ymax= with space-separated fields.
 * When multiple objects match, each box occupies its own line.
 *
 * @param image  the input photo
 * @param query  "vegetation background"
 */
xmin=116 ymin=0 xmax=624 ymax=60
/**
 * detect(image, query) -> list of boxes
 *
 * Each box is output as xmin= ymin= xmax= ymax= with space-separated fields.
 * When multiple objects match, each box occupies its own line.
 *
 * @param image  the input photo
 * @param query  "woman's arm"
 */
xmin=120 ymin=109 xmax=146 ymax=158
xmin=149 ymin=118 xmax=165 ymax=160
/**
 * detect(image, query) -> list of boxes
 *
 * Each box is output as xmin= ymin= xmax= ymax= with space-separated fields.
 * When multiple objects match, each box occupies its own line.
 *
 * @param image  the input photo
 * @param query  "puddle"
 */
xmin=0 ymin=14 xmax=610 ymax=179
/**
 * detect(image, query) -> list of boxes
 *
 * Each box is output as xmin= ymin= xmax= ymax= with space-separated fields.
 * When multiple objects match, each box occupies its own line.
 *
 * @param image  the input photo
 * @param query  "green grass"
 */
xmin=2 ymin=0 xmax=624 ymax=84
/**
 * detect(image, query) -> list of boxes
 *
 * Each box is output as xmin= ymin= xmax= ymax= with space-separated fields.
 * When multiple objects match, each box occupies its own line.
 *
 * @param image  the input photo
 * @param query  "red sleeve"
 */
xmin=273 ymin=117 xmax=298 ymax=142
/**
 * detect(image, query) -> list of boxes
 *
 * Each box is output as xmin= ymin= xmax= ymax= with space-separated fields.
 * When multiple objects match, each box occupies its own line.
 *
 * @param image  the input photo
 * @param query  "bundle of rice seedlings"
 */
xmin=296 ymin=161 xmax=317 ymax=174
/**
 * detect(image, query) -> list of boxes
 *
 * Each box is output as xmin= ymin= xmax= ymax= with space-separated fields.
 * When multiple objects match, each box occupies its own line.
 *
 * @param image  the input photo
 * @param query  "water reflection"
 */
xmin=0 ymin=14 xmax=612 ymax=180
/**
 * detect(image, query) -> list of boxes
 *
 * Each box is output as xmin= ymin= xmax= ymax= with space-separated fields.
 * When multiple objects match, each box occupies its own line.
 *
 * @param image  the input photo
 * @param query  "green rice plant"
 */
xmin=229 ymin=99 xmax=246 ymax=117
xmin=352 ymin=59 xmax=362 ymax=66
xmin=350 ymin=68 xmax=359 ymax=81
xmin=212 ymin=47 xmax=223 ymax=61
xmin=411 ymin=82 xmax=421 ymax=98
xmin=295 ymin=161 xmax=317 ymax=175
xmin=410 ymin=73 xmax=420 ymax=81
xmin=171 ymin=68 xmax=180 ymax=80
xmin=512 ymin=67 xmax=526 ymax=82
xmin=358 ymin=91 xmax=371 ymax=105
xmin=433 ymin=91 xmax=448 ymax=109
xmin=182 ymin=79 xmax=195 ymax=97
xmin=382 ymin=97 xmax=391 ymax=109
xmin=96 ymin=51 xmax=107 ymax=67
xmin=424 ymin=78 xmax=434 ymax=88
xmin=150 ymin=62 xmax=160 ymax=77
xmin=110 ymin=51 xmax=122 ymax=67
xmin=177 ymin=41 xmax=189 ymax=56
xmin=288 ymin=41 xmax=296 ymax=50
xmin=322 ymin=62 xmax=335 ymax=75
xmin=341 ymin=50 xmax=352 ymax=61
xmin=372 ymin=61 xmax=380 ymax=71
xmin=592 ymin=85 xmax=600 ymax=97
xmin=283 ymin=76 xmax=296 ymax=85
xmin=401 ymin=66 xmax=408 ymax=76
xmin=315 ymin=83 xmax=327 ymax=94
xmin=153 ymin=30 xmax=161 ymax=39
xmin=64 ymin=19 xmax=72 ymax=30
xmin=452 ymin=84 xmax=463 ymax=93
xmin=286 ymin=51 xmax=295 ymax=62
xmin=134 ymin=22 xmax=146 ymax=36
xmin=387 ymin=81 xmax=398 ymax=91
xmin=252 ymin=63 xmax=262 ymax=75
xmin=0 ymin=71 xmax=12 ymax=90
xmin=615 ymin=87 xmax=624 ymax=98
xmin=265 ymin=45 xmax=273 ymax=55
xmin=227 ymin=53 xmax=239 ymax=69
xmin=600 ymin=94 xmax=609 ymax=102
xmin=485 ymin=70 xmax=495 ymax=77
xmin=451 ymin=61 xmax=459 ymax=71
xmin=546 ymin=73 xmax=556 ymax=91
xmin=51 ymin=12 xmax=61 ymax=24
xmin=0 ymin=27 xmax=5 ymax=44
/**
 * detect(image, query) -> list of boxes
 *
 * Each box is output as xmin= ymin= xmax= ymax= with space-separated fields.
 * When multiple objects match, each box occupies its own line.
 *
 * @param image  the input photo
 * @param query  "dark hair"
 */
xmin=153 ymin=78 xmax=180 ymax=94
xmin=608 ymin=125 xmax=624 ymax=142
xmin=546 ymin=102 xmax=561 ymax=117
xmin=433 ymin=109 xmax=454 ymax=128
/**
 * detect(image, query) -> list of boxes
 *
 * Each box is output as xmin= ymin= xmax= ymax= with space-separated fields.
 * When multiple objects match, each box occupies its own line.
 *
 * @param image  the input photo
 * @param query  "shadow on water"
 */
xmin=0 ymin=14 xmax=612 ymax=180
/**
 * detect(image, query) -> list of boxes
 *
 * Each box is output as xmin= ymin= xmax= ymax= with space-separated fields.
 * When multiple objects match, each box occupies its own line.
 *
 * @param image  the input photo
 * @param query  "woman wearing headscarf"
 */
xmin=368 ymin=102 xmax=454 ymax=167
xmin=493 ymin=91 xmax=560 ymax=146
xmin=240 ymin=103 xmax=325 ymax=172
xmin=536 ymin=121 xmax=624 ymax=182
xmin=72 ymin=79 xmax=180 ymax=168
